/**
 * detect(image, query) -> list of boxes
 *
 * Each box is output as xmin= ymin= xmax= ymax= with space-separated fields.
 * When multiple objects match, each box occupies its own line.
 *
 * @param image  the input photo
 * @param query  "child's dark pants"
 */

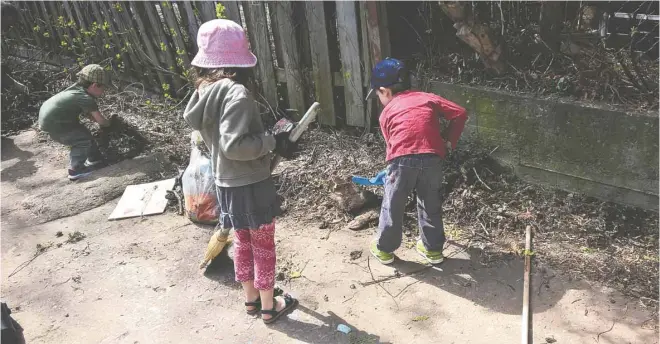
xmin=376 ymin=154 xmax=446 ymax=253
xmin=48 ymin=125 xmax=101 ymax=170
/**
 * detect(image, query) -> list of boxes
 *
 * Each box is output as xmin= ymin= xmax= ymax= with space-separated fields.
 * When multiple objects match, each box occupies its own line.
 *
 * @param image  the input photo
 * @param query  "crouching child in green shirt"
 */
xmin=38 ymin=64 xmax=112 ymax=181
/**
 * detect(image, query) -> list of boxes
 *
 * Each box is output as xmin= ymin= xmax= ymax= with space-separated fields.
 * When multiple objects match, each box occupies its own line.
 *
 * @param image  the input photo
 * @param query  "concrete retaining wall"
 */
xmin=427 ymin=81 xmax=658 ymax=211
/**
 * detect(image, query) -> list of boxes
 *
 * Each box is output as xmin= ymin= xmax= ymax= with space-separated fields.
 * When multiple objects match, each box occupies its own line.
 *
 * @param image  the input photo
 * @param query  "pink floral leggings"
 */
xmin=233 ymin=221 xmax=276 ymax=290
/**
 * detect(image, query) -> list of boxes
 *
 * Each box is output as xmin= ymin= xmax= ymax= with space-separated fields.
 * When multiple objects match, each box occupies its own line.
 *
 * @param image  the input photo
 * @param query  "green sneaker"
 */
xmin=416 ymin=240 xmax=444 ymax=265
xmin=370 ymin=241 xmax=394 ymax=265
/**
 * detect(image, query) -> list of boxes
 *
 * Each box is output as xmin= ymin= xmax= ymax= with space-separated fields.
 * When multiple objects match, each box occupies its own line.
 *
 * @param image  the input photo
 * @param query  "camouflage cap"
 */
xmin=77 ymin=64 xmax=109 ymax=85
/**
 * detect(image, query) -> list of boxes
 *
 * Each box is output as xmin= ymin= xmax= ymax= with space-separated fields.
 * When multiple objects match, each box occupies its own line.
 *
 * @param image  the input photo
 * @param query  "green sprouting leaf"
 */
xmin=215 ymin=3 xmax=226 ymax=19
xmin=412 ymin=315 xmax=429 ymax=322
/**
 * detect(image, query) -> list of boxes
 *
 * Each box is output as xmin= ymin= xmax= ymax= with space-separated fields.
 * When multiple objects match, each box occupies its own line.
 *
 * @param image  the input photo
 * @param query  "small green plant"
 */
xmin=43 ymin=32 xmax=50 ymax=38
xmin=66 ymin=231 xmax=86 ymax=244
xmin=104 ymin=43 xmax=110 ymax=49
xmin=412 ymin=315 xmax=429 ymax=322
xmin=522 ymin=249 xmax=535 ymax=257
xmin=176 ymin=57 xmax=184 ymax=67
xmin=161 ymin=1 xmax=170 ymax=9
xmin=160 ymin=42 xmax=167 ymax=52
xmin=581 ymin=247 xmax=596 ymax=254
xmin=161 ymin=83 xmax=170 ymax=92
xmin=115 ymin=53 xmax=121 ymax=60
xmin=113 ymin=2 xmax=123 ymax=12
xmin=176 ymin=48 xmax=185 ymax=56
xmin=60 ymin=40 xmax=68 ymax=47
xmin=215 ymin=3 xmax=226 ymax=19
xmin=32 ymin=25 xmax=40 ymax=32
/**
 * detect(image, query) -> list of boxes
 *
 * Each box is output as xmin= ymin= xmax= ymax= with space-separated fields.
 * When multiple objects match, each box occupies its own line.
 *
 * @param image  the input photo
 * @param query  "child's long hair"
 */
xmin=190 ymin=67 xmax=253 ymax=90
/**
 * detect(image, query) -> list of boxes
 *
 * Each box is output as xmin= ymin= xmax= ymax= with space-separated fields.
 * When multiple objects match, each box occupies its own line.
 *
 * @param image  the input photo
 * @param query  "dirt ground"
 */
xmin=1 ymin=129 xmax=658 ymax=344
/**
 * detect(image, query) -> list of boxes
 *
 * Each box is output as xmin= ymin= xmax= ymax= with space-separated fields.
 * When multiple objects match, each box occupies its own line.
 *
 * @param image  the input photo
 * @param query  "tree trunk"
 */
xmin=438 ymin=1 xmax=505 ymax=74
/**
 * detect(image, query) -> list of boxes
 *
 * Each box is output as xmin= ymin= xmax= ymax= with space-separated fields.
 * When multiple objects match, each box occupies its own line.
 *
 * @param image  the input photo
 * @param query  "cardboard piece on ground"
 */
xmin=108 ymin=178 xmax=176 ymax=220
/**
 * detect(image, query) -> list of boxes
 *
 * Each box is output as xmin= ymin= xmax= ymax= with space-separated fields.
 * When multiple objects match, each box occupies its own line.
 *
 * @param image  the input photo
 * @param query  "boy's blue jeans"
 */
xmin=48 ymin=125 xmax=101 ymax=170
xmin=376 ymin=154 xmax=446 ymax=253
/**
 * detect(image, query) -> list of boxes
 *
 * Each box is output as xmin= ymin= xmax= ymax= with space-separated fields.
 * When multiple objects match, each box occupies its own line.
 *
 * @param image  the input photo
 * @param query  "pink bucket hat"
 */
xmin=191 ymin=19 xmax=257 ymax=68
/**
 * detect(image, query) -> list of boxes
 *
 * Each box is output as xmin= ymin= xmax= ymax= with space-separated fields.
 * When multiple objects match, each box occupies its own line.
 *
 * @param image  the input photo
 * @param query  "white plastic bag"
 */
xmin=182 ymin=131 xmax=219 ymax=224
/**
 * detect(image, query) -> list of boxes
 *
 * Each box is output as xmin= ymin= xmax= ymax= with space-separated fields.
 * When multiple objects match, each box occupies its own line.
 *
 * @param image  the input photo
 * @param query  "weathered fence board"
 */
xmin=37 ymin=1 xmax=58 ymax=50
xmin=181 ymin=1 xmax=199 ymax=50
xmin=196 ymin=1 xmax=216 ymax=23
xmin=160 ymin=2 xmax=191 ymax=68
xmin=273 ymin=2 xmax=305 ymax=114
xmin=224 ymin=1 xmax=242 ymax=24
xmin=142 ymin=2 xmax=184 ymax=93
xmin=129 ymin=1 xmax=169 ymax=89
xmin=242 ymin=1 xmax=278 ymax=108
xmin=305 ymin=2 xmax=336 ymax=125
xmin=336 ymin=1 xmax=365 ymax=127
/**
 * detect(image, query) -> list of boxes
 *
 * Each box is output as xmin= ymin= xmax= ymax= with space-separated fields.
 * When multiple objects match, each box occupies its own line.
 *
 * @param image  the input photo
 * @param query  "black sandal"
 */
xmin=261 ymin=294 xmax=298 ymax=324
xmin=244 ymin=287 xmax=286 ymax=315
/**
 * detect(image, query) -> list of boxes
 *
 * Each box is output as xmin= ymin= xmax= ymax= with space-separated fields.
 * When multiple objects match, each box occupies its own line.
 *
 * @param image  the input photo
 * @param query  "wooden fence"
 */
xmin=11 ymin=1 xmax=391 ymax=128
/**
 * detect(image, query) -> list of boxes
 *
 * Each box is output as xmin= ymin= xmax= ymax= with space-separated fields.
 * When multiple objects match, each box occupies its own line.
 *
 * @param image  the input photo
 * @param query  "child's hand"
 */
xmin=274 ymin=132 xmax=296 ymax=159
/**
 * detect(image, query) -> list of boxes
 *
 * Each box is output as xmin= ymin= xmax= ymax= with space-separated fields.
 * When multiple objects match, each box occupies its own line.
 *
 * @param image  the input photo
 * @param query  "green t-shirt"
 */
xmin=38 ymin=83 xmax=98 ymax=133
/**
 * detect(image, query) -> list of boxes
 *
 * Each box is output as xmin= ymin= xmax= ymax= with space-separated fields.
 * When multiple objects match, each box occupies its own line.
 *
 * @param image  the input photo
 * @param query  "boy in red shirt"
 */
xmin=366 ymin=58 xmax=467 ymax=265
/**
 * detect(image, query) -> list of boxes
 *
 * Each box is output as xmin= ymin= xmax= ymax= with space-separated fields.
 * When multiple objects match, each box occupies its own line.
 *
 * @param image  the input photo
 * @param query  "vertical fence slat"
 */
xmin=197 ymin=1 xmax=216 ymax=23
xmin=90 ymin=3 xmax=121 ymax=63
xmin=273 ymin=2 xmax=305 ymax=114
xmin=36 ymin=1 xmax=58 ymax=49
xmin=305 ymin=2 xmax=335 ymax=125
xmin=161 ymin=1 xmax=192 ymax=67
xmin=359 ymin=2 xmax=374 ymax=130
xmin=129 ymin=1 xmax=169 ymax=90
xmin=377 ymin=2 xmax=391 ymax=58
xmin=336 ymin=1 xmax=365 ymax=127
xmin=267 ymin=4 xmax=283 ymax=68
xmin=359 ymin=2 xmax=370 ymax=87
xmin=223 ymin=1 xmax=241 ymax=24
xmin=243 ymin=1 xmax=278 ymax=108
xmin=24 ymin=2 xmax=46 ymax=48
xmin=79 ymin=3 xmax=106 ymax=56
xmin=105 ymin=2 xmax=142 ymax=78
xmin=181 ymin=1 xmax=199 ymax=49
xmin=71 ymin=1 xmax=97 ymax=59
xmin=118 ymin=3 xmax=160 ymax=87
xmin=142 ymin=2 xmax=184 ymax=93
xmin=47 ymin=1 xmax=72 ymax=51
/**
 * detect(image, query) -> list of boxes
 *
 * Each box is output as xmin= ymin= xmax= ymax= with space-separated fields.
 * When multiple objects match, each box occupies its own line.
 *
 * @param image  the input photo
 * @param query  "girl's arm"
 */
xmin=219 ymin=97 xmax=276 ymax=161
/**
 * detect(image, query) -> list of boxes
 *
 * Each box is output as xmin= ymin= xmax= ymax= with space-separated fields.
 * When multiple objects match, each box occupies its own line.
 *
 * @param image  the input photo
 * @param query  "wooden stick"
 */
xmin=521 ymin=225 xmax=532 ymax=344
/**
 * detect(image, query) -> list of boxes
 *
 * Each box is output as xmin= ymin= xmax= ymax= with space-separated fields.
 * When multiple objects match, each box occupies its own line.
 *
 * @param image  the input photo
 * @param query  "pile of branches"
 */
xmin=408 ymin=1 xmax=659 ymax=111
xmin=442 ymin=145 xmax=659 ymax=303
xmin=0 ymin=59 xmax=69 ymax=135
xmin=278 ymin=129 xmax=659 ymax=303
xmin=94 ymin=87 xmax=192 ymax=167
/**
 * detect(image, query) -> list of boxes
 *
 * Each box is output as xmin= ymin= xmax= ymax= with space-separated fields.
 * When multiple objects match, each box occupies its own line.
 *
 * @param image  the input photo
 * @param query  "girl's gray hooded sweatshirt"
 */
xmin=183 ymin=78 xmax=276 ymax=187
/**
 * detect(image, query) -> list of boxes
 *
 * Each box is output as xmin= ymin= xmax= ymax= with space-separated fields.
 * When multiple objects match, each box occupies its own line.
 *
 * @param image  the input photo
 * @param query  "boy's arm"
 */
xmin=434 ymin=96 xmax=467 ymax=150
xmin=90 ymin=111 xmax=111 ymax=127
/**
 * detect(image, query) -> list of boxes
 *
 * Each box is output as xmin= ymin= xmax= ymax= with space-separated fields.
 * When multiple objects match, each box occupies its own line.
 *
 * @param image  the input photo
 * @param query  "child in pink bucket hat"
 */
xmin=183 ymin=19 xmax=298 ymax=324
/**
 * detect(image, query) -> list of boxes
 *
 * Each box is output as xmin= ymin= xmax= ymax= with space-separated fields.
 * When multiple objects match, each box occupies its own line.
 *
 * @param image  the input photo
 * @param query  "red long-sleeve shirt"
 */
xmin=379 ymin=90 xmax=467 ymax=162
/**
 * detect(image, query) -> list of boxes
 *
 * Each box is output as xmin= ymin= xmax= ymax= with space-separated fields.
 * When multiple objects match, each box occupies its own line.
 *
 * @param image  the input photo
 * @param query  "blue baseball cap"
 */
xmin=365 ymin=57 xmax=407 ymax=100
